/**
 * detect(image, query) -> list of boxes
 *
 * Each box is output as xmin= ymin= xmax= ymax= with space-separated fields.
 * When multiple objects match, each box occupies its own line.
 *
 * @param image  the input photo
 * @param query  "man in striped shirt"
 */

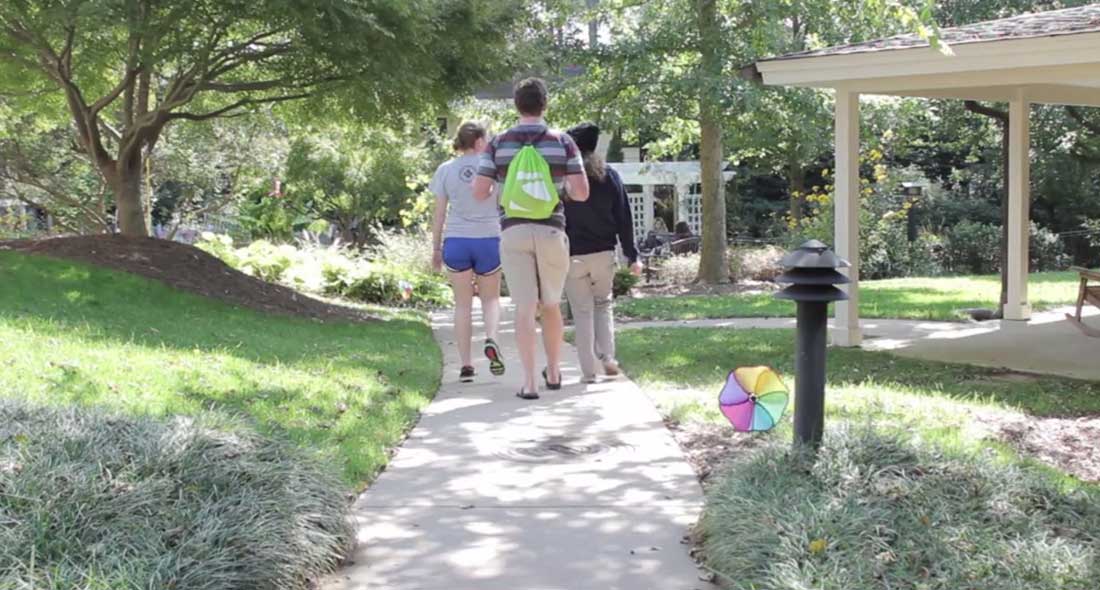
xmin=473 ymin=77 xmax=589 ymax=399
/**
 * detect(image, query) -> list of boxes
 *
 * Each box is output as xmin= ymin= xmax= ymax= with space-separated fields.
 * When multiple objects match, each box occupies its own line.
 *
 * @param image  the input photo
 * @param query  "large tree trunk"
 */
xmin=696 ymin=0 xmax=728 ymax=284
xmin=110 ymin=156 xmax=150 ymax=236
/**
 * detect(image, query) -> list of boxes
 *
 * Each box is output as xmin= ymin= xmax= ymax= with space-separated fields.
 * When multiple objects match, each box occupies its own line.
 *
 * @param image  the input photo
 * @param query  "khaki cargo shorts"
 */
xmin=500 ymin=224 xmax=570 ymax=306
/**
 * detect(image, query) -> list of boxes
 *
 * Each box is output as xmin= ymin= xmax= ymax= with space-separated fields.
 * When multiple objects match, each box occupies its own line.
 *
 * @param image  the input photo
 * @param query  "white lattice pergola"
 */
xmin=608 ymin=161 xmax=735 ymax=239
xmin=753 ymin=4 xmax=1100 ymax=347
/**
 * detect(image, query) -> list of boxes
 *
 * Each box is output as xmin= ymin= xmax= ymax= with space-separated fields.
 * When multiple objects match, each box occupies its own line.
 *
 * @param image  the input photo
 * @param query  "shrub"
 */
xmin=0 ymin=208 xmax=36 ymax=240
xmin=238 ymin=192 xmax=305 ymax=242
xmin=701 ymin=425 xmax=1100 ymax=590
xmin=366 ymin=225 xmax=435 ymax=276
xmin=613 ymin=267 xmax=640 ymax=297
xmin=939 ymin=222 xmax=1067 ymax=274
xmin=195 ymin=231 xmax=240 ymax=268
xmin=657 ymin=253 xmax=701 ymax=285
xmin=1084 ymin=218 xmax=1100 ymax=252
xmin=238 ymin=239 xmax=298 ymax=282
xmin=0 ymin=399 xmax=352 ymax=589
xmin=337 ymin=263 xmax=451 ymax=308
xmin=731 ymin=245 xmax=785 ymax=282
xmin=942 ymin=221 xmax=1001 ymax=274
xmin=1030 ymin=222 xmax=1068 ymax=272
xmin=197 ymin=233 xmax=451 ymax=309
xmin=861 ymin=211 xmax=913 ymax=280
xmin=906 ymin=232 xmax=945 ymax=277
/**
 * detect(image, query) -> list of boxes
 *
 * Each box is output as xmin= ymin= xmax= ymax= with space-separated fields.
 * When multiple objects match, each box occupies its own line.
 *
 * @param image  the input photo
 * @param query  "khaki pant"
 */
xmin=500 ymin=224 xmax=570 ymax=306
xmin=564 ymin=250 xmax=616 ymax=378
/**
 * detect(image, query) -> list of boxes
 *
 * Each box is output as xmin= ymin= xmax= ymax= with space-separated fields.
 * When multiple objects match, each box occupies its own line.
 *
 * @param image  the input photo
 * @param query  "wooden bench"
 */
xmin=1066 ymin=266 xmax=1100 ymax=337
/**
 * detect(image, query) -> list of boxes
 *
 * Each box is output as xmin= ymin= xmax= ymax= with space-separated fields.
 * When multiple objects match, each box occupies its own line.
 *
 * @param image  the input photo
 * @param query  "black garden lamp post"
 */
xmin=774 ymin=240 xmax=850 ymax=449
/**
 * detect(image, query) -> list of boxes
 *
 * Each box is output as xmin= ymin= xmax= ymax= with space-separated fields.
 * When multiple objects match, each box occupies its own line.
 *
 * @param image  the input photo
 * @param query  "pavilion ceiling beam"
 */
xmin=826 ymin=63 xmax=1100 ymax=95
xmin=889 ymin=84 xmax=1100 ymax=107
xmin=758 ymin=34 xmax=1100 ymax=87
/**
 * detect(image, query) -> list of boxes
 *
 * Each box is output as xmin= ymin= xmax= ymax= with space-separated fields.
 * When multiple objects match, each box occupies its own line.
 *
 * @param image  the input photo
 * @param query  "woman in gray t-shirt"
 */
xmin=430 ymin=122 xmax=505 ymax=382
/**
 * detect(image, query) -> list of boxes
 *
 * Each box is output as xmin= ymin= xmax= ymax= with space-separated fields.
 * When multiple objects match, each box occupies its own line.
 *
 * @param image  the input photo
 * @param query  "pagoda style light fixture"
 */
xmin=774 ymin=240 xmax=851 ymax=449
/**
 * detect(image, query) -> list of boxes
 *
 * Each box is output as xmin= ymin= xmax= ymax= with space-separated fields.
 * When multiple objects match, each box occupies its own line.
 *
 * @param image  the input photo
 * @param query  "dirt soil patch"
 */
xmin=2 ymin=235 xmax=376 ymax=322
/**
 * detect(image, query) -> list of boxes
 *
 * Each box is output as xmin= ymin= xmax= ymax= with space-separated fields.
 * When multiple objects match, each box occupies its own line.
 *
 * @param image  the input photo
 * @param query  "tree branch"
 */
xmin=210 ymin=29 xmax=286 ymax=62
xmin=2 ymin=169 xmax=110 ymax=230
xmin=207 ymin=43 xmax=294 ymax=79
xmin=964 ymin=100 xmax=1007 ymax=123
xmin=1065 ymin=105 xmax=1100 ymax=136
xmin=167 ymin=92 xmax=311 ymax=121
xmin=59 ymin=24 xmax=75 ymax=78
xmin=90 ymin=67 xmax=141 ymax=115
xmin=199 ymin=78 xmax=297 ymax=93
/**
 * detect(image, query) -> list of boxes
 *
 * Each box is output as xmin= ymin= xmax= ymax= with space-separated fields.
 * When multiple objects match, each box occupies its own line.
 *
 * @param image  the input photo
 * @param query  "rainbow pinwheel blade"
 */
xmin=718 ymin=366 xmax=789 ymax=432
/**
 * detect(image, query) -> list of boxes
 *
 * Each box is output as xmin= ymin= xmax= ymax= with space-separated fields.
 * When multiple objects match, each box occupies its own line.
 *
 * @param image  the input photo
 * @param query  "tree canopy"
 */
xmin=0 ymin=0 xmax=520 ymax=235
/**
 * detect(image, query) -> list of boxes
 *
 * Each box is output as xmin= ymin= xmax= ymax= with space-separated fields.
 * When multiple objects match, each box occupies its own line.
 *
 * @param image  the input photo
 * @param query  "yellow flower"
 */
xmin=809 ymin=538 xmax=828 ymax=555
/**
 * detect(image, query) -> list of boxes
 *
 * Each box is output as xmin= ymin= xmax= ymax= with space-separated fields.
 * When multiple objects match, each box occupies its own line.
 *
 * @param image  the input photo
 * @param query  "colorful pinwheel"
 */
xmin=718 ymin=366 xmax=789 ymax=432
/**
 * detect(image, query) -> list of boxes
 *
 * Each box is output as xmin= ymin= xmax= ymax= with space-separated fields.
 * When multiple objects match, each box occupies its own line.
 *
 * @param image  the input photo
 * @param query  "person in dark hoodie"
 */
xmin=564 ymin=122 xmax=642 ymax=383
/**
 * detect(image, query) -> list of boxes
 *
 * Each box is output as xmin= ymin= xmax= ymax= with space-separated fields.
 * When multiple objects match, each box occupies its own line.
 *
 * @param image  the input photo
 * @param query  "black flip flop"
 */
xmin=459 ymin=366 xmax=475 ymax=383
xmin=542 ymin=368 xmax=562 ymax=391
xmin=516 ymin=389 xmax=539 ymax=400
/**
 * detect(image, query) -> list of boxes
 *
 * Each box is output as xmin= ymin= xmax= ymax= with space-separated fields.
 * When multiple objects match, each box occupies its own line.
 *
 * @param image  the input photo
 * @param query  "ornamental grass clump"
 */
xmin=701 ymin=424 xmax=1100 ymax=590
xmin=0 ymin=400 xmax=353 ymax=589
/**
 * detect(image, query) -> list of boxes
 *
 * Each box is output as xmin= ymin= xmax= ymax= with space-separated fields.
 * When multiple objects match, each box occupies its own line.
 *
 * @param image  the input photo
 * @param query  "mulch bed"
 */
xmin=664 ymin=409 xmax=1100 ymax=486
xmin=995 ymin=414 xmax=1100 ymax=482
xmin=1 ymin=235 xmax=376 ymax=323
xmin=663 ymin=418 xmax=770 ymax=487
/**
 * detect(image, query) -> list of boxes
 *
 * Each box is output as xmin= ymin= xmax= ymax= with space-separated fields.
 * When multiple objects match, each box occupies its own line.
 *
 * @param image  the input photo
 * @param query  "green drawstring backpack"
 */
xmin=500 ymin=131 xmax=559 ymax=220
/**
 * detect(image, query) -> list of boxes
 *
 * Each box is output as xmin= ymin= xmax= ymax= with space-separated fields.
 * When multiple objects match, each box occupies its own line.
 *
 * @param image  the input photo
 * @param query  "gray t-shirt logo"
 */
xmin=429 ymin=154 xmax=501 ymax=239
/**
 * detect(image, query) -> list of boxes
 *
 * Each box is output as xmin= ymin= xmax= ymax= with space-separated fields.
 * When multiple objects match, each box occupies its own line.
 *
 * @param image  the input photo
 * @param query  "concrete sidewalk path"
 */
xmin=327 ymin=303 xmax=710 ymax=590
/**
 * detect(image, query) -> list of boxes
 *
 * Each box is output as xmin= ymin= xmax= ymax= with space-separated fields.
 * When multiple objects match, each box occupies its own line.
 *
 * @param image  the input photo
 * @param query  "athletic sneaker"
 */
xmin=460 ymin=366 xmax=475 ymax=383
xmin=602 ymin=358 xmax=621 ymax=376
xmin=484 ymin=339 xmax=505 ymax=376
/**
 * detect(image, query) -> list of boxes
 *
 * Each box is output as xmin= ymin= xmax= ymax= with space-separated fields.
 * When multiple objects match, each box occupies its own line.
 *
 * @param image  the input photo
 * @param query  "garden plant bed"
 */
xmin=616 ymin=327 xmax=1100 ymax=483
xmin=618 ymin=327 xmax=1100 ymax=589
xmin=664 ymin=395 xmax=1100 ymax=484
xmin=1 ymin=235 xmax=376 ymax=322
xmin=0 ymin=400 xmax=352 ymax=588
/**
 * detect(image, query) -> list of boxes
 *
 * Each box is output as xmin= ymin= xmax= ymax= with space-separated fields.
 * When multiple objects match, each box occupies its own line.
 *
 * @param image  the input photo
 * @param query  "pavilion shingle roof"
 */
xmin=764 ymin=3 xmax=1100 ymax=62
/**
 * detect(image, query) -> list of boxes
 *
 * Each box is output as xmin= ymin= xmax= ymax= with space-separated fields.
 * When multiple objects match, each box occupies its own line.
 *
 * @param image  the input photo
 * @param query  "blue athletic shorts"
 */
xmin=442 ymin=237 xmax=501 ymax=275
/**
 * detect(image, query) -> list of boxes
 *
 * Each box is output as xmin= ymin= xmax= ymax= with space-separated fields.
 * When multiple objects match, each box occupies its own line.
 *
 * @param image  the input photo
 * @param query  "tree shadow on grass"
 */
xmin=176 ymin=380 xmax=425 ymax=485
xmin=1 ymin=251 xmax=441 ymax=484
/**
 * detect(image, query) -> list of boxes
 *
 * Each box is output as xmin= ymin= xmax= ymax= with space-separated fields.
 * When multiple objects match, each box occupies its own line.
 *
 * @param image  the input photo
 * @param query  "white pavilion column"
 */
xmin=833 ymin=90 xmax=862 ymax=347
xmin=1005 ymin=90 xmax=1032 ymax=321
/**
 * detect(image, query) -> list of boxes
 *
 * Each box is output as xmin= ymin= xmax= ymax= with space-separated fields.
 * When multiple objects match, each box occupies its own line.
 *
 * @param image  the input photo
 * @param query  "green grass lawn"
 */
xmin=616 ymin=326 xmax=1100 ymax=427
xmin=0 ymin=251 xmax=441 ymax=487
xmin=618 ymin=271 xmax=1080 ymax=321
